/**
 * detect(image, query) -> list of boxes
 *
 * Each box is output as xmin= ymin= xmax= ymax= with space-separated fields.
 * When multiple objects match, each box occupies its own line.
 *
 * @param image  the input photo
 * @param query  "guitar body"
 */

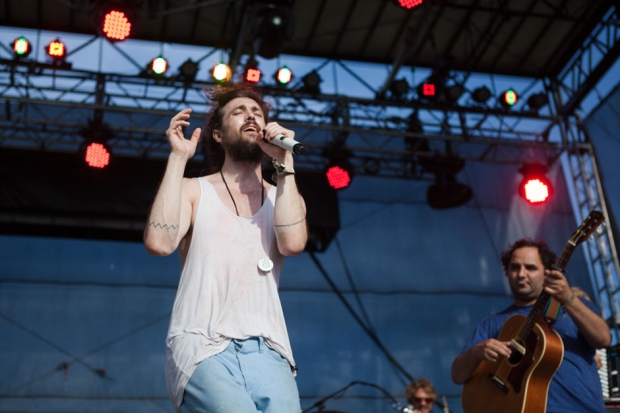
xmin=462 ymin=314 xmax=564 ymax=413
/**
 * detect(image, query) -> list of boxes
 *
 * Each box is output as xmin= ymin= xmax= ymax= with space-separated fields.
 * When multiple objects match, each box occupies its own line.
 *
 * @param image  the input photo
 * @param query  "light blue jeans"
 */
xmin=180 ymin=337 xmax=301 ymax=413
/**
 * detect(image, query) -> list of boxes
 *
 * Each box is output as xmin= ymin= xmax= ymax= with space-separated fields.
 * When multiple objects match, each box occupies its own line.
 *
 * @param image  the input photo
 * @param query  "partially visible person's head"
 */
xmin=405 ymin=378 xmax=437 ymax=413
xmin=202 ymin=82 xmax=272 ymax=171
xmin=571 ymin=286 xmax=591 ymax=302
xmin=500 ymin=238 xmax=557 ymax=274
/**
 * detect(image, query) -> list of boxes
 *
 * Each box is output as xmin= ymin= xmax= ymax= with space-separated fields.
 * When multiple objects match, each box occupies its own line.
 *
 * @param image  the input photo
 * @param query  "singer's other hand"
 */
xmin=166 ymin=108 xmax=202 ymax=160
xmin=259 ymin=122 xmax=294 ymax=160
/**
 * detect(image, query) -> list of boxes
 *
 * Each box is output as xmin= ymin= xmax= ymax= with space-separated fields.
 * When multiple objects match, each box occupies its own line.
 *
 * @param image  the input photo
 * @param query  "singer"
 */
xmin=144 ymin=81 xmax=308 ymax=413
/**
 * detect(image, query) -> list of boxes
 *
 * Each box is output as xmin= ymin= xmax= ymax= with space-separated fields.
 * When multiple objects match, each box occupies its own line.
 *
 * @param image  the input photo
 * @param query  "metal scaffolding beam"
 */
xmin=0 ymin=57 xmax=563 ymax=182
xmin=555 ymin=6 xmax=620 ymax=115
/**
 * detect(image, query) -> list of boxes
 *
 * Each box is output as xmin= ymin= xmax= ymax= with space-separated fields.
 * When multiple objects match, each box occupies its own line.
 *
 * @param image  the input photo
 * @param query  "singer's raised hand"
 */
xmin=166 ymin=108 xmax=202 ymax=160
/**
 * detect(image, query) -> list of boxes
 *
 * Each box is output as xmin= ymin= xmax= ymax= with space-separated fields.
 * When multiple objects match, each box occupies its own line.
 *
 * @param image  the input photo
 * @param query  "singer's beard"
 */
xmin=221 ymin=135 xmax=264 ymax=163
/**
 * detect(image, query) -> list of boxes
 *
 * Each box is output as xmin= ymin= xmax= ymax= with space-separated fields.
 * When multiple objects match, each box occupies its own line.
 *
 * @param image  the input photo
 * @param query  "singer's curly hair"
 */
xmin=500 ymin=238 xmax=557 ymax=274
xmin=405 ymin=378 xmax=437 ymax=405
xmin=202 ymin=82 xmax=272 ymax=173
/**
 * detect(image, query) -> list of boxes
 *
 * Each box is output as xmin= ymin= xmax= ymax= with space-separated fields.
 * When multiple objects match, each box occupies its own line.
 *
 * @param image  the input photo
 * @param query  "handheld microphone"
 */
xmin=265 ymin=133 xmax=307 ymax=155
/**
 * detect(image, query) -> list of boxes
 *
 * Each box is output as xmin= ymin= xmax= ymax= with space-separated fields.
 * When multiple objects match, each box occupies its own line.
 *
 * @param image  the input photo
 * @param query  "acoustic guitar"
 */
xmin=461 ymin=210 xmax=605 ymax=413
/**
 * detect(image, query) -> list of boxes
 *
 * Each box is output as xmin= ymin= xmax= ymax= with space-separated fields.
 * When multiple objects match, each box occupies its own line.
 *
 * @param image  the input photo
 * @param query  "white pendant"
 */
xmin=258 ymin=257 xmax=274 ymax=272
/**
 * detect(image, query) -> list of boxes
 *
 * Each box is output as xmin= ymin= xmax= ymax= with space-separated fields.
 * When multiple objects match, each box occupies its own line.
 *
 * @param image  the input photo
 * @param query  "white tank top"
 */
xmin=165 ymin=177 xmax=295 ymax=412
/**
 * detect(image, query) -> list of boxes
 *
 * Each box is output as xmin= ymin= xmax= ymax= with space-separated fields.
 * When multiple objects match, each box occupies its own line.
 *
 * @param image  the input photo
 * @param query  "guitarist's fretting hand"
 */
xmin=542 ymin=269 xmax=573 ymax=304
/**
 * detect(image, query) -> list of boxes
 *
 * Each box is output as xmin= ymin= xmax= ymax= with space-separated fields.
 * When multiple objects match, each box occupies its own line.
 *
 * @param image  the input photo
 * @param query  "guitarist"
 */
xmin=451 ymin=238 xmax=610 ymax=413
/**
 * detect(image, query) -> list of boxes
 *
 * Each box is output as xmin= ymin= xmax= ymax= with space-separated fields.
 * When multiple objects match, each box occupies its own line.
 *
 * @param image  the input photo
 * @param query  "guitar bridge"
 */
xmin=488 ymin=373 xmax=508 ymax=394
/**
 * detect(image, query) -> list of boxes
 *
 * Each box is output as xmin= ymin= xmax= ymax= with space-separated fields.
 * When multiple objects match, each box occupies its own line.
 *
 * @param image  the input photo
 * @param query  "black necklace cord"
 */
xmin=219 ymin=169 xmax=264 ymax=217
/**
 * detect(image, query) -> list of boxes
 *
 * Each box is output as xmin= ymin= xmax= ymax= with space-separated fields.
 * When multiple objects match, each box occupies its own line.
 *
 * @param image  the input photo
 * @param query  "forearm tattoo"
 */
xmin=148 ymin=222 xmax=179 ymax=230
xmin=274 ymin=217 xmax=306 ymax=228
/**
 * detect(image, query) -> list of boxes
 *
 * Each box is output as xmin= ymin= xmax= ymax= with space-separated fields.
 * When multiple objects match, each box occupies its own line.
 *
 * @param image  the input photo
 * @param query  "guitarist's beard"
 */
xmin=510 ymin=282 xmax=543 ymax=306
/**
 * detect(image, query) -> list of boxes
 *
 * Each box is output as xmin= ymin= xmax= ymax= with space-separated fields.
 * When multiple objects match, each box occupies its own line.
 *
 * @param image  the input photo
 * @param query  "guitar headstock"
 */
xmin=569 ymin=210 xmax=605 ymax=245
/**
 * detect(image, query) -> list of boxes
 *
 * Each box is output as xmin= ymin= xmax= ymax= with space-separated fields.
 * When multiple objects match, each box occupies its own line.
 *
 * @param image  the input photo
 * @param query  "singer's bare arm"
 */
xmin=259 ymin=123 xmax=308 ymax=256
xmin=144 ymin=109 xmax=201 ymax=256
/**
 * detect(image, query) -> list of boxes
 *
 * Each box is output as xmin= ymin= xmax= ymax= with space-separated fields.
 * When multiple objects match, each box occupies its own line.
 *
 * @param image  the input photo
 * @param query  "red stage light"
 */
xmin=397 ymin=0 xmax=423 ymax=9
xmin=518 ymin=163 xmax=553 ymax=205
xmin=245 ymin=68 xmax=261 ymax=84
xmin=417 ymin=82 xmax=436 ymax=99
xmin=522 ymin=179 xmax=550 ymax=204
xmin=422 ymin=83 xmax=435 ymax=96
xmin=84 ymin=142 xmax=111 ymax=168
xmin=102 ymin=10 xmax=132 ymax=41
xmin=326 ymin=166 xmax=351 ymax=189
xmin=46 ymin=39 xmax=66 ymax=59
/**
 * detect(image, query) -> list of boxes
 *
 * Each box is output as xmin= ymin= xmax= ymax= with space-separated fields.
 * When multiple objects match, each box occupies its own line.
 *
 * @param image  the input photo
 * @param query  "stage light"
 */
xmin=46 ymin=38 xmax=66 ymax=60
xmin=211 ymin=63 xmax=232 ymax=83
xmin=84 ymin=142 xmax=112 ymax=169
xmin=425 ymin=156 xmax=473 ymax=209
xmin=390 ymin=78 xmax=410 ymax=100
xmin=417 ymin=80 xmax=437 ymax=100
xmin=518 ymin=162 xmax=554 ymax=205
xmin=151 ymin=56 xmax=168 ymax=75
xmin=324 ymin=142 xmax=354 ymax=190
xmin=326 ymin=166 xmax=351 ymax=189
xmin=80 ymin=120 xmax=114 ymax=169
xmin=445 ymin=83 xmax=464 ymax=102
xmin=243 ymin=58 xmax=261 ymax=84
xmin=394 ymin=0 xmax=423 ymax=9
xmin=245 ymin=68 xmax=261 ymax=83
xmin=274 ymin=66 xmax=293 ymax=85
xmin=177 ymin=59 xmax=199 ymax=83
xmin=254 ymin=3 xmax=293 ymax=59
xmin=527 ymin=92 xmax=549 ymax=111
xmin=500 ymin=89 xmax=518 ymax=108
xmin=300 ymin=70 xmax=322 ymax=95
xmin=472 ymin=86 xmax=491 ymax=103
xmin=101 ymin=9 xmax=132 ymax=41
xmin=12 ymin=37 xmax=31 ymax=58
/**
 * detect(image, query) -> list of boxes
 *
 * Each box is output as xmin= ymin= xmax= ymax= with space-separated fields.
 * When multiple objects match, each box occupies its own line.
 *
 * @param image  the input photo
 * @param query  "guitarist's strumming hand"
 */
xmin=451 ymin=338 xmax=512 ymax=384
xmin=473 ymin=339 xmax=512 ymax=363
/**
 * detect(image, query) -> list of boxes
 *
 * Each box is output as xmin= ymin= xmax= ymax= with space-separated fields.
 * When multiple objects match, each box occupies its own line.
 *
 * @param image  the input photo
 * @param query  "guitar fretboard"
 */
xmin=516 ymin=242 xmax=576 ymax=341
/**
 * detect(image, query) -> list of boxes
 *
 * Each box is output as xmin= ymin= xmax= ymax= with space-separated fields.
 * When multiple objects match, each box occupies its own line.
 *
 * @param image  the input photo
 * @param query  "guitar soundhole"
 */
xmin=508 ymin=350 xmax=524 ymax=365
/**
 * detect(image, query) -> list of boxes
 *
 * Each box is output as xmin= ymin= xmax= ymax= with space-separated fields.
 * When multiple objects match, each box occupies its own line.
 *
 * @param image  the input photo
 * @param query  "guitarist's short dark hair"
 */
xmin=500 ymin=238 xmax=557 ymax=273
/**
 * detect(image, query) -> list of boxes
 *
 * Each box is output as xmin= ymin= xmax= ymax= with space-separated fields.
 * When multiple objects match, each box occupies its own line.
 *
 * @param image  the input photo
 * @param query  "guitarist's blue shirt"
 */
xmin=462 ymin=297 xmax=606 ymax=413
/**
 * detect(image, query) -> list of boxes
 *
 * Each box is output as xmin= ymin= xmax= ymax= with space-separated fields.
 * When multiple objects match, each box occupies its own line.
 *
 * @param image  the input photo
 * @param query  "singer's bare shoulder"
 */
xmin=181 ymin=177 xmax=201 ymax=203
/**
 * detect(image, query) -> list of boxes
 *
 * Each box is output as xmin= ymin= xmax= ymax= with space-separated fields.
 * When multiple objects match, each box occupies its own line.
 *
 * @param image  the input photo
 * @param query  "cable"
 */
xmin=302 ymin=380 xmax=397 ymax=412
xmin=308 ymin=252 xmax=414 ymax=383
xmin=334 ymin=236 xmax=375 ymax=334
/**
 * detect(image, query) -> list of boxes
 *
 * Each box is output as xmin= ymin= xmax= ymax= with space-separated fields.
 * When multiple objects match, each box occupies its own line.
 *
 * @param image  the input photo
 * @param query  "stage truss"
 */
xmin=0 ymin=5 xmax=619 ymax=338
